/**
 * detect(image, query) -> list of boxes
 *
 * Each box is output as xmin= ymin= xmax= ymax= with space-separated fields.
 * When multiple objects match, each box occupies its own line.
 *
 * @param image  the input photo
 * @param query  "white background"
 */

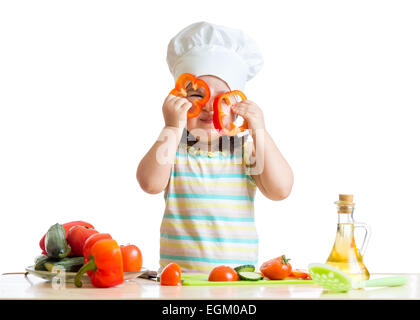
xmin=1 ymin=0 xmax=419 ymax=275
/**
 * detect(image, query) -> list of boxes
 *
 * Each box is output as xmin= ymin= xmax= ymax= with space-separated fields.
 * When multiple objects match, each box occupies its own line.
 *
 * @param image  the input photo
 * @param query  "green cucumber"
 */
xmin=238 ymin=271 xmax=263 ymax=281
xmin=234 ymin=264 xmax=255 ymax=273
xmin=44 ymin=257 xmax=84 ymax=272
xmin=34 ymin=255 xmax=50 ymax=271
xmin=44 ymin=223 xmax=71 ymax=259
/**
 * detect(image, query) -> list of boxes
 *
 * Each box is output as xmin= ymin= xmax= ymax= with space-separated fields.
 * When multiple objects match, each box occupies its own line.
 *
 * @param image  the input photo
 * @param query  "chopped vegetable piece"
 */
xmin=208 ymin=265 xmax=239 ymax=281
xmin=290 ymin=269 xmax=312 ymax=280
xmin=160 ymin=263 xmax=182 ymax=286
xmin=234 ymin=264 xmax=255 ymax=273
xmin=169 ymin=73 xmax=210 ymax=118
xmin=238 ymin=271 xmax=263 ymax=281
xmin=213 ymin=90 xmax=248 ymax=136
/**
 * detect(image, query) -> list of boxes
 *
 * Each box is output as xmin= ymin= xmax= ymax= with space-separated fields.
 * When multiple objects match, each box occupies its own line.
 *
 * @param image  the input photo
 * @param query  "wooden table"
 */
xmin=1 ymin=273 xmax=419 ymax=300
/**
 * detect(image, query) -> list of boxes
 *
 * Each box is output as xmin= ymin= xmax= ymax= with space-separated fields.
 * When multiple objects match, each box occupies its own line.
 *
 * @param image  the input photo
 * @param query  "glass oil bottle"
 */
xmin=326 ymin=194 xmax=371 ymax=282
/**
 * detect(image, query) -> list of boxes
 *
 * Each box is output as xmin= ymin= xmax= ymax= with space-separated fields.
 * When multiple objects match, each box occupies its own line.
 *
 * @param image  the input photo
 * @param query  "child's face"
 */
xmin=186 ymin=75 xmax=233 ymax=142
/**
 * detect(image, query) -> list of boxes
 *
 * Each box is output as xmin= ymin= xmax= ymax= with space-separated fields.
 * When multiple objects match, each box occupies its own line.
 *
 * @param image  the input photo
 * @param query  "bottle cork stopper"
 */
xmin=339 ymin=194 xmax=353 ymax=203
xmin=336 ymin=194 xmax=354 ymax=213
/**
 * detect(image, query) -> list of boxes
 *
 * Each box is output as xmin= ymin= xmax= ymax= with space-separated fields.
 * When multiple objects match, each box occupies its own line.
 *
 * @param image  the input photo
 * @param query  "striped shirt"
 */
xmin=159 ymin=135 xmax=258 ymax=273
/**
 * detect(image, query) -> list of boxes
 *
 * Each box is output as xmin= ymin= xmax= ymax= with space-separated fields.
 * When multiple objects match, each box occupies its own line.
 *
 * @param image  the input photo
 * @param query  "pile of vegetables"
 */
xmin=35 ymin=220 xmax=142 ymax=288
xmin=159 ymin=254 xmax=311 ymax=286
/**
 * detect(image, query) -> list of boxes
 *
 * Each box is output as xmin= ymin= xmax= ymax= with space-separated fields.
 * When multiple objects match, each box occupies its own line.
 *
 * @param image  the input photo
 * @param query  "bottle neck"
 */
xmin=336 ymin=205 xmax=355 ymax=224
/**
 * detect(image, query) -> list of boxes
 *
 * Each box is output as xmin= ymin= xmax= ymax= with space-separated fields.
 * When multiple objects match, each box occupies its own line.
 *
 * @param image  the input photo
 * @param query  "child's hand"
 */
xmin=162 ymin=94 xmax=192 ymax=128
xmin=231 ymin=100 xmax=265 ymax=131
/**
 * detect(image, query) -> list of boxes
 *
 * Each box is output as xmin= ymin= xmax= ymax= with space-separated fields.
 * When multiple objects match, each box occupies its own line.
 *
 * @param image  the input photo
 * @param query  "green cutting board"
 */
xmin=181 ymin=274 xmax=314 ymax=286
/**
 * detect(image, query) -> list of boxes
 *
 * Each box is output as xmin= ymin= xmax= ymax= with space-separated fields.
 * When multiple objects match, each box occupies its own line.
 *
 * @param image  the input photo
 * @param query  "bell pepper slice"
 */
xmin=169 ymin=73 xmax=210 ymax=118
xmin=74 ymin=239 xmax=124 ymax=288
xmin=290 ymin=269 xmax=312 ymax=280
xmin=213 ymin=90 xmax=249 ymax=136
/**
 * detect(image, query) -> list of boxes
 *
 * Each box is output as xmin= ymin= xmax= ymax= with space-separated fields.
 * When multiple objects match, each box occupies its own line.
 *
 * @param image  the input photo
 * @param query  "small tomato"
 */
xmin=260 ymin=255 xmax=292 ymax=280
xmin=160 ymin=263 xmax=182 ymax=286
xmin=208 ymin=265 xmax=239 ymax=282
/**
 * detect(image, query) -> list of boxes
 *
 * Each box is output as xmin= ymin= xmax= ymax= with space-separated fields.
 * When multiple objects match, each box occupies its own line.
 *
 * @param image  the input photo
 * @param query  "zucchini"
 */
xmin=238 ymin=271 xmax=263 ymax=281
xmin=234 ymin=264 xmax=255 ymax=273
xmin=44 ymin=257 xmax=84 ymax=272
xmin=44 ymin=223 xmax=71 ymax=259
xmin=34 ymin=255 xmax=50 ymax=271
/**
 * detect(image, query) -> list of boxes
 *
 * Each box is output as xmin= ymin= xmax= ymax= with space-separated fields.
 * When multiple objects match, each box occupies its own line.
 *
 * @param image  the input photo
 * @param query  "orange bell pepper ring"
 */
xmin=74 ymin=239 xmax=124 ymax=288
xmin=213 ymin=90 xmax=249 ymax=136
xmin=169 ymin=73 xmax=210 ymax=118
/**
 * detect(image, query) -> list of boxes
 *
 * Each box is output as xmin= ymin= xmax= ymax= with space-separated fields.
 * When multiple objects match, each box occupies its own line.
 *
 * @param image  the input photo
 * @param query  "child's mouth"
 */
xmin=200 ymin=118 xmax=213 ymax=124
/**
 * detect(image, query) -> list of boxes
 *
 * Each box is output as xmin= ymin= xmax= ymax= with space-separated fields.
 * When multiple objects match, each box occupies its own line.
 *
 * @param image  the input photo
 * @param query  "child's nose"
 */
xmin=202 ymin=97 xmax=214 ymax=113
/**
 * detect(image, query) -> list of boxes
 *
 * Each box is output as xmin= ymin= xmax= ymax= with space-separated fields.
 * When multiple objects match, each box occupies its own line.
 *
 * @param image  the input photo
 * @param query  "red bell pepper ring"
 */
xmin=213 ymin=90 xmax=249 ymax=136
xmin=169 ymin=73 xmax=210 ymax=118
xmin=74 ymin=239 xmax=124 ymax=288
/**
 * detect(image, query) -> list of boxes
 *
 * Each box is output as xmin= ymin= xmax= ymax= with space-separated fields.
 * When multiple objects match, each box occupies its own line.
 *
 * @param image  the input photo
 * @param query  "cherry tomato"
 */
xmin=160 ymin=263 xmax=182 ymax=286
xmin=260 ymin=255 xmax=292 ymax=280
xmin=290 ymin=269 xmax=312 ymax=280
xmin=120 ymin=244 xmax=143 ymax=272
xmin=67 ymin=226 xmax=99 ymax=257
xmin=208 ymin=265 xmax=239 ymax=281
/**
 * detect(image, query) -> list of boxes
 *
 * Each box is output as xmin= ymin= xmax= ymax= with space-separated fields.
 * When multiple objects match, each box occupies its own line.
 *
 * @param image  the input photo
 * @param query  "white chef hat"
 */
xmin=167 ymin=21 xmax=263 ymax=91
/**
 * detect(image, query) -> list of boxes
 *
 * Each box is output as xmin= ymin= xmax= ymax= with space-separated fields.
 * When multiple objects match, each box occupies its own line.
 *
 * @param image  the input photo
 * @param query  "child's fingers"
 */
xmin=172 ymin=99 xmax=191 ymax=113
xmin=165 ymin=94 xmax=177 ymax=103
xmin=233 ymin=101 xmax=261 ymax=116
xmin=231 ymin=104 xmax=250 ymax=118
xmin=173 ymin=97 xmax=190 ymax=110
xmin=180 ymin=101 xmax=193 ymax=112
xmin=234 ymin=100 xmax=255 ymax=108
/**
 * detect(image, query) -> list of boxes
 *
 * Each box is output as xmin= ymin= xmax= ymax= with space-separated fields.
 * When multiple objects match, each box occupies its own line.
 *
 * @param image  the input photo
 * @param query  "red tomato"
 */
xmin=67 ymin=226 xmax=99 ymax=257
xmin=290 ymin=269 xmax=312 ymax=280
xmin=208 ymin=265 xmax=239 ymax=281
xmin=260 ymin=255 xmax=292 ymax=280
xmin=160 ymin=263 xmax=182 ymax=286
xmin=120 ymin=245 xmax=143 ymax=272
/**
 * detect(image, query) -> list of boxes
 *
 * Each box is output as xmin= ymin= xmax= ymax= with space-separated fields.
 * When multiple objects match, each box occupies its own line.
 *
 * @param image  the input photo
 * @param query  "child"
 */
xmin=137 ymin=22 xmax=294 ymax=274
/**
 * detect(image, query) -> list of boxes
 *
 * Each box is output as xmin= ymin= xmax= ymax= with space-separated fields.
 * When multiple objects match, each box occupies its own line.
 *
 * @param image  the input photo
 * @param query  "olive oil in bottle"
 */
xmin=326 ymin=194 xmax=370 ymax=282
